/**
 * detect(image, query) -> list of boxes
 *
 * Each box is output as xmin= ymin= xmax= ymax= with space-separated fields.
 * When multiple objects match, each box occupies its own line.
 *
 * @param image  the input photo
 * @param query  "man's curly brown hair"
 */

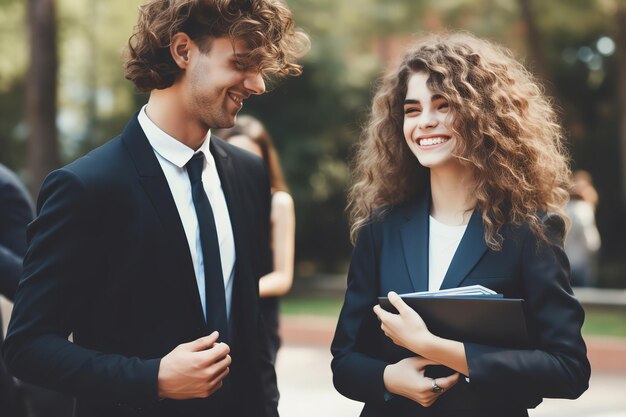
xmin=348 ymin=32 xmax=571 ymax=250
xmin=124 ymin=0 xmax=309 ymax=92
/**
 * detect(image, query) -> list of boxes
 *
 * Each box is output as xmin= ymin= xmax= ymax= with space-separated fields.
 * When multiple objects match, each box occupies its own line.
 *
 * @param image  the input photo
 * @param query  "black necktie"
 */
xmin=186 ymin=152 xmax=228 ymax=341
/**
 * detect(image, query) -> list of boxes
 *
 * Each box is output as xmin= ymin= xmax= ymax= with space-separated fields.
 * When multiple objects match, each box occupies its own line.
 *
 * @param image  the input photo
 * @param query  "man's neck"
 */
xmin=145 ymin=88 xmax=208 ymax=151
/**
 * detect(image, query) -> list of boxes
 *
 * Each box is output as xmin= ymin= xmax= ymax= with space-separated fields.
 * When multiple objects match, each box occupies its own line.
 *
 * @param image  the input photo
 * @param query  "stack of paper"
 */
xmin=399 ymin=285 xmax=499 ymax=298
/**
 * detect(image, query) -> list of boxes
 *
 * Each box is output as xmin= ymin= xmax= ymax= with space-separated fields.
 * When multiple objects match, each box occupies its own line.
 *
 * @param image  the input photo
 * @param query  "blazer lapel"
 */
xmin=121 ymin=116 xmax=206 ymax=326
xmin=439 ymin=208 xmax=488 ymax=290
xmin=400 ymin=193 xmax=430 ymax=292
xmin=210 ymin=137 xmax=246 ymax=266
xmin=210 ymin=138 xmax=251 ymax=342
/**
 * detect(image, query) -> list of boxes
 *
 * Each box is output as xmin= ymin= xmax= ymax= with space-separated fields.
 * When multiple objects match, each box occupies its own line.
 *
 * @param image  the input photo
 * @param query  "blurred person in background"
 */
xmin=218 ymin=115 xmax=295 ymax=364
xmin=0 ymin=163 xmax=29 ymax=417
xmin=2 ymin=0 xmax=308 ymax=416
xmin=331 ymin=32 xmax=589 ymax=416
xmin=0 ymin=164 xmax=73 ymax=417
xmin=565 ymin=170 xmax=601 ymax=287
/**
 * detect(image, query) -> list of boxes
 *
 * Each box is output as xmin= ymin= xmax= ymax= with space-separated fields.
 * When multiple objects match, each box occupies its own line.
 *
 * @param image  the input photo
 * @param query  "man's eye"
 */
xmin=236 ymin=60 xmax=260 ymax=73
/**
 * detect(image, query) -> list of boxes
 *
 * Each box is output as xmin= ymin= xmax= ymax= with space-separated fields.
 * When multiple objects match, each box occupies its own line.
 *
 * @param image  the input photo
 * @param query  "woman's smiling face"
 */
xmin=403 ymin=71 xmax=459 ymax=171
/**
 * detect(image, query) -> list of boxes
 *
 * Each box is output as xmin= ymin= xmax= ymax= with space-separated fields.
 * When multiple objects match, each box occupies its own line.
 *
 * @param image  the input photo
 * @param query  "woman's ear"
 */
xmin=170 ymin=32 xmax=193 ymax=69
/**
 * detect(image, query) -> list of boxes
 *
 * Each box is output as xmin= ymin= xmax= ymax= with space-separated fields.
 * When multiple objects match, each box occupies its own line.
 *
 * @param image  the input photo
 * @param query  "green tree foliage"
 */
xmin=0 ymin=0 xmax=27 ymax=172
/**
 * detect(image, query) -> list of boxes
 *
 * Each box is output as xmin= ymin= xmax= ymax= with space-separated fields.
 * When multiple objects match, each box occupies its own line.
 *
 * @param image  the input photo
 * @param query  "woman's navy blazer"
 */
xmin=331 ymin=190 xmax=590 ymax=416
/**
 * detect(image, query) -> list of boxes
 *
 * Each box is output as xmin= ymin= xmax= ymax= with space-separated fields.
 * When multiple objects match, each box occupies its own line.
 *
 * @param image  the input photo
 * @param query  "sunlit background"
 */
xmin=2 ymin=0 xmax=625 ymax=285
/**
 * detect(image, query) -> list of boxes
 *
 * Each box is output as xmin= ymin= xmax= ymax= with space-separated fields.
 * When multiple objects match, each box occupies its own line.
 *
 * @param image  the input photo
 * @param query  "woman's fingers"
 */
xmin=387 ymin=291 xmax=413 ymax=315
xmin=434 ymin=372 xmax=461 ymax=392
xmin=373 ymin=292 xmax=412 ymax=320
xmin=372 ymin=304 xmax=383 ymax=319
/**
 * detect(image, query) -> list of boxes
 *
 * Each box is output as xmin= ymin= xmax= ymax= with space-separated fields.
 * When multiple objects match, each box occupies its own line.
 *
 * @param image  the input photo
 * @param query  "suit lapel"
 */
xmin=400 ymin=193 xmax=430 ymax=292
xmin=210 ymin=137 xmax=246 ymax=267
xmin=121 ymin=116 xmax=206 ymax=326
xmin=439 ymin=208 xmax=488 ymax=289
xmin=210 ymin=138 xmax=250 ymax=343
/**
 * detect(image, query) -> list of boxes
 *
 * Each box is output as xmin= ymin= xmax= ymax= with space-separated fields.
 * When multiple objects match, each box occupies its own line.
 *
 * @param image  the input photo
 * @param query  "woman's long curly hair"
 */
xmin=348 ymin=32 xmax=571 ymax=250
xmin=124 ymin=0 xmax=310 ymax=92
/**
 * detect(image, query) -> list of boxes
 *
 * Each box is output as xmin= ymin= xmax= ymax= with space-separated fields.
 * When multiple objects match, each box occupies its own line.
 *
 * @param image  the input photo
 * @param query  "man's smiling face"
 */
xmin=184 ymin=37 xmax=266 ymax=129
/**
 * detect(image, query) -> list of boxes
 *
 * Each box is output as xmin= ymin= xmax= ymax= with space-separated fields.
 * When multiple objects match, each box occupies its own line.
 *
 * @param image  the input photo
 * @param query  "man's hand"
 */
xmin=158 ymin=331 xmax=231 ymax=400
xmin=383 ymin=357 xmax=460 ymax=407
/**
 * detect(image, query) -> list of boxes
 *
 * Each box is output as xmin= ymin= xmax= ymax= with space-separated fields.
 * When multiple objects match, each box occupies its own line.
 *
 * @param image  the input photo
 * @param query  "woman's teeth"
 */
xmin=419 ymin=137 xmax=449 ymax=146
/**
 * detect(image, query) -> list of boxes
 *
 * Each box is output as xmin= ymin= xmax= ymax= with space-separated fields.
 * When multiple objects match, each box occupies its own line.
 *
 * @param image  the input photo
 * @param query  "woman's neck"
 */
xmin=429 ymin=165 xmax=477 ymax=226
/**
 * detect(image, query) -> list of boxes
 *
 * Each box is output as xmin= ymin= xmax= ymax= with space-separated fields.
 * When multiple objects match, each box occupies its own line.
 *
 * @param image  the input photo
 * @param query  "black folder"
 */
xmin=378 ymin=295 xmax=529 ymax=348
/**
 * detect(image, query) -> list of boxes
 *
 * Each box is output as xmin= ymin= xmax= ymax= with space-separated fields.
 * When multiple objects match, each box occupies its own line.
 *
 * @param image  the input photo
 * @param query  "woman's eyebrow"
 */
xmin=404 ymin=94 xmax=445 ymax=105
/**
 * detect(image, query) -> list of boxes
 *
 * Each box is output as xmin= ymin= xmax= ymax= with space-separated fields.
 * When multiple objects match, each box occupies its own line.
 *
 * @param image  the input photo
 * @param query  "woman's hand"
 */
xmin=383 ymin=357 xmax=460 ymax=407
xmin=373 ymin=291 xmax=434 ymax=354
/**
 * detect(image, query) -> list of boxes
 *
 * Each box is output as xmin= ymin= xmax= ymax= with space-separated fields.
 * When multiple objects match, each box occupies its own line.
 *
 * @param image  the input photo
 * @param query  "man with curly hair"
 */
xmin=3 ymin=1 xmax=308 ymax=416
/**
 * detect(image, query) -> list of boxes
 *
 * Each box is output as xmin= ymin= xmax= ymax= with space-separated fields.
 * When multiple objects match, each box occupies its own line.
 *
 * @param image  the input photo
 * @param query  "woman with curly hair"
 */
xmin=331 ymin=32 xmax=590 ymax=417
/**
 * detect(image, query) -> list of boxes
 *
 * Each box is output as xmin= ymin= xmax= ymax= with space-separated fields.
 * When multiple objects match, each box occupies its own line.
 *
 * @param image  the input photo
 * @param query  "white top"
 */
xmin=138 ymin=105 xmax=236 ymax=322
xmin=428 ymin=215 xmax=468 ymax=292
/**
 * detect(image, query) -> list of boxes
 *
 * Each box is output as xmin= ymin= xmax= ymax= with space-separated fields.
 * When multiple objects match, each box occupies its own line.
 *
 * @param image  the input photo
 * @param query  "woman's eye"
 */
xmin=404 ymin=108 xmax=421 ymax=115
xmin=438 ymin=102 xmax=449 ymax=110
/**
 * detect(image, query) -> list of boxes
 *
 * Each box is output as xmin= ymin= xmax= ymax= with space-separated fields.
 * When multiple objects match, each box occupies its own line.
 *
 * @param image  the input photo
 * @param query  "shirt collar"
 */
xmin=138 ymin=104 xmax=213 ymax=169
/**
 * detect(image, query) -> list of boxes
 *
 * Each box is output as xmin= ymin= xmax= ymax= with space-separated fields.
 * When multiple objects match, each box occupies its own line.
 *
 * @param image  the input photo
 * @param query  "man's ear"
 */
xmin=170 ymin=32 xmax=193 ymax=69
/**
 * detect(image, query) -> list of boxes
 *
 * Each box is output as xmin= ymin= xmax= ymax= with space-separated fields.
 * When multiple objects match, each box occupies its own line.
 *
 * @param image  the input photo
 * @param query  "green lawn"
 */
xmin=281 ymin=296 xmax=626 ymax=338
xmin=582 ymin=309 xmax=626 ymax=338
xmin=281 ymin=296 xmax=343 ymax=317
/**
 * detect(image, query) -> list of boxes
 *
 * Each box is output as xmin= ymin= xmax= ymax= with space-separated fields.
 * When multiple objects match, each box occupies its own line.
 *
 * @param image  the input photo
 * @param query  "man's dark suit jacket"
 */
xmin=0 ymin=164 xmax=33 ymax=417
xmin=331 ymin=190 xmax=590 ymax=417
xmin=3 ymin=116 xmax=278 ymax=417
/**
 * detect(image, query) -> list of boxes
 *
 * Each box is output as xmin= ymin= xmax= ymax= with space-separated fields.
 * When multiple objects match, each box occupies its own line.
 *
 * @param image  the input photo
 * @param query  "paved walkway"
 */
xmin=3 ymin=299 xmax=625 ymax=416
xmin=277 ymin=315 xmax=626 ymax=417
xmin=276 ymin=344 xmax=626 ymax=417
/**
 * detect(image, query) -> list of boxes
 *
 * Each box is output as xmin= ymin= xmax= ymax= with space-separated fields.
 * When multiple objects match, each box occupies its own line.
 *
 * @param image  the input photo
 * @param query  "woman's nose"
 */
xmin=418 ymin=113 xmax=439 ymax=130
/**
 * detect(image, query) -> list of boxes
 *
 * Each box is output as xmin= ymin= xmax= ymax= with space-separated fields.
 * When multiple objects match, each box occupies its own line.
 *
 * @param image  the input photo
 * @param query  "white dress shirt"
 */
xmin=138 ymin=105 xmax=236 ymax=322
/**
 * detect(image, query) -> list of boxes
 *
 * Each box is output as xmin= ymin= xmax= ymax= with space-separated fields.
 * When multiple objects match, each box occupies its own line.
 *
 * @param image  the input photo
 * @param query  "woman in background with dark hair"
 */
xmin=220 ymin=115 xmax=295 ymax=363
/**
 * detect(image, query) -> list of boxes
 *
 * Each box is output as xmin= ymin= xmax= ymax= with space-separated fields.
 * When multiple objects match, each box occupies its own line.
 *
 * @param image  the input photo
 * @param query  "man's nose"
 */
xmin=244 ymin=72 xmax=266 ymax=95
